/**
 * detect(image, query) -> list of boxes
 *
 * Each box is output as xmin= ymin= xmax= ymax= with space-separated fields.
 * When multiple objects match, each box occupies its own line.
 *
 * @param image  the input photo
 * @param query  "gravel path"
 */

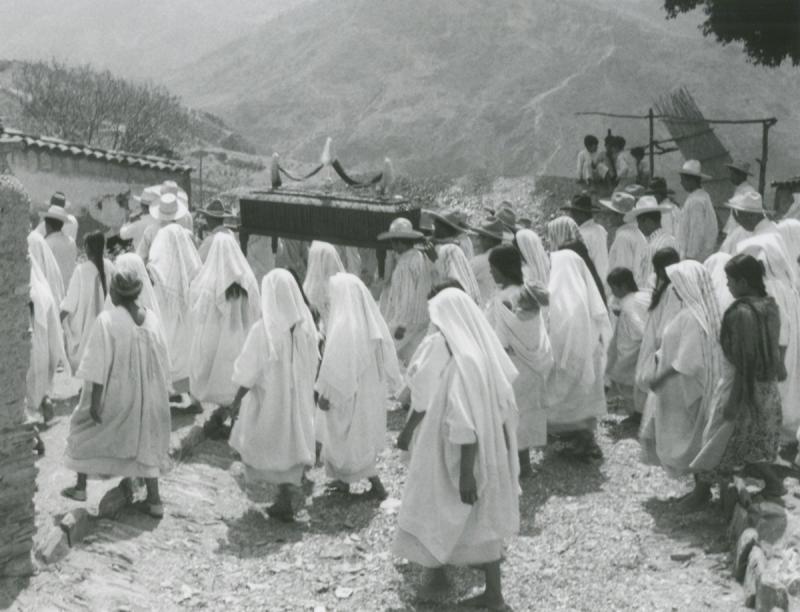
xmin=3 ymin=410 xmax=746 ymax=611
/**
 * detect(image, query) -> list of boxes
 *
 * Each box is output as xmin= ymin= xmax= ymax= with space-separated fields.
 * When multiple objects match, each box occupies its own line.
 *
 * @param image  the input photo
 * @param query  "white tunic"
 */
xmin=678 ymin=188 xmax=718 ymax=261
xmin=608 ymin=223 xmax=646 ymax=279
xmin=470 ymin=252 xmax=497 ymax=305
xmin=36 ymin=214 xmax=78 ymax=241
xmin=579 ymin=219 xmax=609 ymax=285
xmin=45 ymin=231 xmax=78 ymax=287
xmin=28 ymin=231 xmax=65 ymax=306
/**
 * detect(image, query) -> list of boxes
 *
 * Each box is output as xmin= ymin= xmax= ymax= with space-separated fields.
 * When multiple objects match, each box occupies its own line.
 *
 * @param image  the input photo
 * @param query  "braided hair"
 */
xmin=84 ymin=231 xmax=107 ymax=297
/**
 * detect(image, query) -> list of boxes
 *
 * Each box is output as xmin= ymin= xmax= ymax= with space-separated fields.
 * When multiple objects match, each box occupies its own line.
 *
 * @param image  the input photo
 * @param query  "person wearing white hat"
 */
xmin=678 ymin=160 xmax=718 ymax=261
xmin=721 ymin=161 xmax=758 ymax=241
xmin=136 ymin=192 xmax=192 ymax=264
xmin=597 ymin=192 xmax=647 ymax=284
xmin=42 ymin=203 xmax=78 ymax=286
xmin=625 ymin=196 xmax=678 ymax=288
xmin=719 ymin=191 xmax=782 ymax=255
xmin=36 ymin=192 xmax=79 ymax=242
xmin=378 ymin=217 xmax=431 ymax=365
xmin=119 ymin=187 xmax=160 ymax=250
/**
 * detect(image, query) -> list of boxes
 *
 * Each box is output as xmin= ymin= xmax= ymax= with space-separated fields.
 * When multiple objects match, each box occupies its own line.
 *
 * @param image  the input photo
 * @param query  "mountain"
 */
xmin=0 ymin=0 xmax=306 ymax=80
xmin=167 ymin=0 xmax=800 ymax=188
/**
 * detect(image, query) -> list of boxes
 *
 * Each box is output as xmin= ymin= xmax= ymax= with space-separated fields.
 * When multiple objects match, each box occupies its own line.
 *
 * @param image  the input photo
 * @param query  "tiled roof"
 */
xmin=0 ymin=127 xmax=192 ymax=173
xmin=772 ymin=175 xmax=800 ymax=188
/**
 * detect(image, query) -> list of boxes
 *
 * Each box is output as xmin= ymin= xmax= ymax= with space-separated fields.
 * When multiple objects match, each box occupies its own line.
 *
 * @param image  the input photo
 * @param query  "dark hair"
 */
xmin=429 ymin=279 xmax=464 ymax=299
xmin=607 ymin=267 xmax=638 ymax=293
xmin=614 ymin=136 xmax=627 ymax=149
xmin=725 ymin=253 xmax=767 ymax=297
xmin=584 ymin=135 xmax=598 ymax=148
xmin=84 ymin=231 xmax=107 ymax=297
xmin=649 ymin=247 xmax=680 ymax=311
xmin=45 ymin=218 xmax=64 ymax=232
xmin=636 ymin=211 xmax=662 ymax=226
xmin=488 ymin=244 xmax=524 ymax=286
xmin=561 ymin=240 xmax=607 ymax=305
xmin=630 ymin=146 xmax=645 ymax=159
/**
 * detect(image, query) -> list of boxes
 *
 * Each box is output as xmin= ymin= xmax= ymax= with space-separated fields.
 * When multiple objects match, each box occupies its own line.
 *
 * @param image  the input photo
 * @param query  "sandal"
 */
xmin=61 ymin=486 xmax=87 ymax=502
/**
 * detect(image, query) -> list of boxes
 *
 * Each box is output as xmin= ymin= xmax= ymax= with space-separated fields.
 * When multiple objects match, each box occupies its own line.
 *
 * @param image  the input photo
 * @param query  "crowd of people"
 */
xmin=22 ymin=150 xmax=800 ymax=607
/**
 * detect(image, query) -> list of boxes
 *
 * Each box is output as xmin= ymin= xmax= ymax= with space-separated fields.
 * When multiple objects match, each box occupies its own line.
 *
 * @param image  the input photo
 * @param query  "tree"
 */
xmin=13 ymin=59 xmax=191 ymax=154
xmin=664 ymin=0 xmax=800 ymax=67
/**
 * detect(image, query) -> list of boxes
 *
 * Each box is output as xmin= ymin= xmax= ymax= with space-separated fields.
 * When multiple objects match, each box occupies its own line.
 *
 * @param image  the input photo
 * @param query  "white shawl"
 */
xmin=546 ymin=216 xmax=581 ymax=250
xmin=147 ymin=224 xmax=202 ymax=311
xmin=303 ymin=241 xmax=345 ymax=322
xmin=260 ymin=268 xmax=318 ymax=361
xmin=27 ymin=231 xmax=65 ymax=306
xmin=516 ymin=229 xmax=550 ymax=285
xmin=703 ymin=252 xmax=734 ymax=313
xmin=436 ymin=243 xmax=482 ymax=305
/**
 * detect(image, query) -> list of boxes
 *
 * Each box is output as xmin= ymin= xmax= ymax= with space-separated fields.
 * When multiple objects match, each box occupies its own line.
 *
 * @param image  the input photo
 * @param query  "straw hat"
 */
xmin=560 ymin=192 xmax=601 ymax=214
xmin=725 ymin=160 xmax=753 ymax=177
xmin=472 ymin=217 xmax=513 ymax=242
xmin=623 ymin=196 xmax=673 ymax=223
xmin=678 ymin=159 xmax=711 ymax=180
xmin=429 ymin=209 xmax=469 ymax=233
xmin=200 ymin=199 xmax=230 ymax=219
xmin=726 ymin=191 xmax=766 ymax=214
xmin=149 ymin=192 xmax=189 ymax=222
xmin=623 ymin=184 xmax=645 ymax=199
xmin=494 ymin=205 xmax=519 ymax=232
xmin=42 ymin=205 xmax=70 ymax=224
xmin=377 ymin=217 xmax=424 ymax=241
xmin=161 ymin=180 xmax=189 ymax=204
xmin=598 ymin=192 xmax=637 ymax=216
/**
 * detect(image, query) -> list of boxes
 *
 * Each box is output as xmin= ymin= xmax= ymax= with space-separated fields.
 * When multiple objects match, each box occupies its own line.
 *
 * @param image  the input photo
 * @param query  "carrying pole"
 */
xmin=648 ymin=108 xmax=655 ymax=178
xmin=758 ymin=120 xmax=775 ymax=198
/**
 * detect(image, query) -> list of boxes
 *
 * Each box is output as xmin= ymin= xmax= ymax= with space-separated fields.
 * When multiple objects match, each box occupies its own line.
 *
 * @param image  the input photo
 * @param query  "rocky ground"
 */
xmin=0 ymin=391 xmax=758 ymax=612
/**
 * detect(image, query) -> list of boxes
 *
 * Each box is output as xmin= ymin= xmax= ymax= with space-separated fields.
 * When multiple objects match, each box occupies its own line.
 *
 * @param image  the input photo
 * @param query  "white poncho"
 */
xmin=229 ymin=269 xmax=319 ymax=485
xmin=189 ymin=233 xmax=261 ymax=405
xmin=317 ymin=273 xmax=402 ymax=482
xmin=545 ymin=250 xmax=612 ymax=430
xmin=148 ymin=224 xmax=202 ymax=384
xmin=395 ymin=288 xmax=520 ymax=567
xmin=27 ymin=231 xmax=65 ymax=306
xmin=303 ymin=241 xmax=345 ymax=331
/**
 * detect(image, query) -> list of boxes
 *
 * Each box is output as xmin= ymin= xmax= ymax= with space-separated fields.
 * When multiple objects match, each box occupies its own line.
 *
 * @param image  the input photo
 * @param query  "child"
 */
xmin=577 ymin=135 xmax=600 ymax=184
xmin=63 ymin=267 xmax=171 ymax=518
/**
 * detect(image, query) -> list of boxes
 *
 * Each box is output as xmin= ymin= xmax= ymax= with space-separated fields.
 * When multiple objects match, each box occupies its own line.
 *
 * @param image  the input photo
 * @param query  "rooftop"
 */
xmin=772 ymin=175 xmax=800 ymax=188
xmin=0 ymin=126 xmax=192 ymax=173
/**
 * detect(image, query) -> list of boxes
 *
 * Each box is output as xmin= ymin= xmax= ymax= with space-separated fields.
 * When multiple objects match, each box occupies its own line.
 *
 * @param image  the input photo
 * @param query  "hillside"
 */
xmin=167 ymin=0 xmax=800 ymax=188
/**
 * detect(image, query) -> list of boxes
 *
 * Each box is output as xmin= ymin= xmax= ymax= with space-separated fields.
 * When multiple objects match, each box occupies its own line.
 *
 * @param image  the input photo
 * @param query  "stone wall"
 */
xmin=0 ymin=143 xmax=36 ymax=576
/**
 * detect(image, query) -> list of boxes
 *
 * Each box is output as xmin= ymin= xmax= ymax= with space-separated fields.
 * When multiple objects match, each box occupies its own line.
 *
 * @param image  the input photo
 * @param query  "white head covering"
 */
xmin=546 ymin=216 xmax=581 ymax=250
xmin=190 ymin=233 xmax=260 ymax=323
xmin=777 ymin=219 xmax=800 ymax=285
xmin=515 ymin=228 xmax=550 ymax=284
xmin=148 ymin=224 xmax=202 ymax=310
xmin=27 ymin=231 xmax=65 ymax=305
xmin=105 ymin=253 xmax=161 ymax=319
xmin=436 ymin=243 xmax=482 ymax=305
xmin=703 ymin=252 xmax=734 ymax=313
xmin=260 ymin=268 xmax=318 ymax=361
xmin=303 ymin=241 xmax=345 ymax=316
xmin=737 ymin=234 xmax=797 ymax=287
xmin=665 ymin=260 xmax=722 ymax=423
xmin=547 ymin=250 xmax=611 ymax=386
xmin=316 ymin=273 xmax=402 ymax=407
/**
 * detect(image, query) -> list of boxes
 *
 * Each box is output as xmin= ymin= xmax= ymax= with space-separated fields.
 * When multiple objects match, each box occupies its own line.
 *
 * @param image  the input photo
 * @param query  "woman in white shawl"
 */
xmin=104 ymin=253 xmax=161 ymax=320
xmin=435 ymin=243 xmax=482 ymax=305
xmin=189 ymin=233 xmax=260 ymax=407
xmin=704 ymin=252 xmax=734 ymax=313
xmin=737 ymin=234 xmax=800 ymax=441
xmin=147 ymin=223 xmax=202 ymax=400
xmin=642 ymin=260 xmax=722 ymax=508
xmin=228 ymin=269 xmax=319 ymax=522
xmin=60 ymin=232 xmax=114 ymax=372
xmin=303 ymin=241 xmax=345 ymax=332
xmin=545 ymin=249 xmax=612 ymax=459
xmin=485 ymin=245 xmax=553 ymax=477
xmin=546 ymin=216 xmax=582 ymax=251
xmin=28 ymin=230 xmax=65 ymax=306
xmin=316 ymin=273 xmax=402 ymax=499
xmin=516 ymin=229 xmax=549 ymax=286
xmin=394 ymin=288 xmax=520 ymax=610
xmin=27 ymin=259 xmax=67 ymax=426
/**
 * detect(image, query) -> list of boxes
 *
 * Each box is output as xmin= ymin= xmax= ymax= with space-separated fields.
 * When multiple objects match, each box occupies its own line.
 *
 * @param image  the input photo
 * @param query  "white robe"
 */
xmin=608 ymin=223 xmax=646 ymax=278
xmin=61 ymin=259 xmax=115 ymax=372
xmin=246 ymin=234 xmax=277 ymax=283
xmin=45 ymin=231 xmax=78 ymax=287
xmin=636 ymin=229 xmax=679 ymax=289
xmin=28 ymin=231 xmax=65 ymax=306
xmin=435 ymin=243 xmax=482 ymax=305
xmin=516 ymin=229 xmax=549 ymax=285
xmin=229 ymin=269 xmax=319 ymax=485
xmin=198 ymin=226 xmax=234 ymax=263
xmin=606 ymin=291 xmax=650 ymax=413
xmin=36 ymin=214 xmax=78 ymax=241
xmin=189 ymin=233 xmax=260 ymax=405
xmin=678 ymin=188 xmax=718 ymax=261
xmin=65 ymin=307 xmax=171 ymax=478
xmin=470 ymin=251 xmax=497 ymax=305
xmin=579 ymin=219 xmax=609 ymax=285
xmin=304 ymin=241 xmax=346 ymax=332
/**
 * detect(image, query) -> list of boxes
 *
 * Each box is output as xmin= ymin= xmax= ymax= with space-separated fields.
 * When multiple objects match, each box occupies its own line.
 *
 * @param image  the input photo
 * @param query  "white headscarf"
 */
xmin=190 ymin=233 xmax=260 ymax=323
xmin=148 ymin=224 xmax=202 ymax=310
xmin=436 ymin=243 xmax=482 ymax=305
xmin=547 ymin=250 xmax=611 ymax=385
xmin=105 ymin=253 xmax=162 ymax=319
xmin=703 ymin=252 xmax=734 ymax=313
xmin=303 ymin=241 xmax=345 ymax=317
xmin=546 ymin=216 xmax=581 ymax=251
xmin=516 ymin=229 xmax=550 ymax=284
xmin=260 ymin=268 xmax=318 ymax=361
xmin=737 ymin=234 xmax=797 ymax=288
xmin=665 ymin=260 xmax=722 ymax=421
xmin=27 ymin=231 xmax=65 ymax=305
xmin=316 ymin=273 xmax=402 ymax=407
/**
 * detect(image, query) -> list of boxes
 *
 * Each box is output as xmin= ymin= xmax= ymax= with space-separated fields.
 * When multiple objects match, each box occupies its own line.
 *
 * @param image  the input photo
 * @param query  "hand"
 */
xmin=394 ymin=326 xmax=406 ymax=341
xmin=459 ymin=471 xmax=478 ymax=505
xmin=318 ymin=396 xmax=331 ymax=412
xmin=89 ymin=402 xmax=102 ymax=424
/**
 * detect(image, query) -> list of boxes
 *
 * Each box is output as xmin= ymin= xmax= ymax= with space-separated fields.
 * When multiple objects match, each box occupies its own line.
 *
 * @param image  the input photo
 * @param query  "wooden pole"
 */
xmin=758 ymin=120 xmax=772 ymax=198
xmin=648 ymin=108 xmax=655 ymax=178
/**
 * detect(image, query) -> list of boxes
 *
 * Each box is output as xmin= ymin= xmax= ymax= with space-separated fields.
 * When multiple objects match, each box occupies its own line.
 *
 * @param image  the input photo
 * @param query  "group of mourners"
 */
xmin=22 ymin=152 xmax=800 ymax=608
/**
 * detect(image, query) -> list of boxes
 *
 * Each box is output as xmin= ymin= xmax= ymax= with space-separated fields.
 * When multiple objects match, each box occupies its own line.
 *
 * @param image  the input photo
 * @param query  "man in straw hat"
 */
xmin=597 ymin=192 xmax=647 ymax=280
xmin=721 ymin=160 xmax=758 ymax=239
xmin=720 ymin=191 xmax=782 ymax=255
xmin=42 ymin=202 xmax=78 ymax=285
xmin=197 ymin=199 xmax=235 ymax=262
xmin=677 ymin=159 xmax=718 ymax=261
xmin=562 ymin=192 xmax=609 ymax=285
xmin=119 ymin=186 xmax=160 ymax=250
xmin=625 ymin=196 xmax=677 ymax=288
xmin=36 ymin=191 xmax=78 ymax=241
xmin=470 ymin=217 xmax=509 ymax=304
xmin=426 ymin=208 xmax=474 ymax=259
xmin=378 ymin=217 xmax=431 ymax=365
xmin=136 ymin=191 xmax=192 ymax=264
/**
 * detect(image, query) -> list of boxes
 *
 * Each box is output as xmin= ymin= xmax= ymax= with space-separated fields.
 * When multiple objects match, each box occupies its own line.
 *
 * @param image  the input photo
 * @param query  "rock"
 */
xmin=751 ymin=502 xmax=789 ymax=545
xmin=721 ymin=482 xmax=739 ymax=520
xmin=670 ymin=551 xmax=696 ymax=562
xmin=735 ymin=528 xmax=760 ymax=582
xmin=756 ymin=571 xmax=789 ymax=612
xmin=60 ymin=508 xmax=92 ymax=547
xmin=733 ymin=476 xmax=753 ymax=509
xmin=729 ymin=504 xmax=752 ymax=544
xmin=334 ymin=586 xmax=353 ymax=599
xmin=0 ymin=553 xmax=35 ymax=577
xmin=35 ymin=527 xmax=69 ymax=565
xmin=744 ymin=545 xmax=766 ymax=608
